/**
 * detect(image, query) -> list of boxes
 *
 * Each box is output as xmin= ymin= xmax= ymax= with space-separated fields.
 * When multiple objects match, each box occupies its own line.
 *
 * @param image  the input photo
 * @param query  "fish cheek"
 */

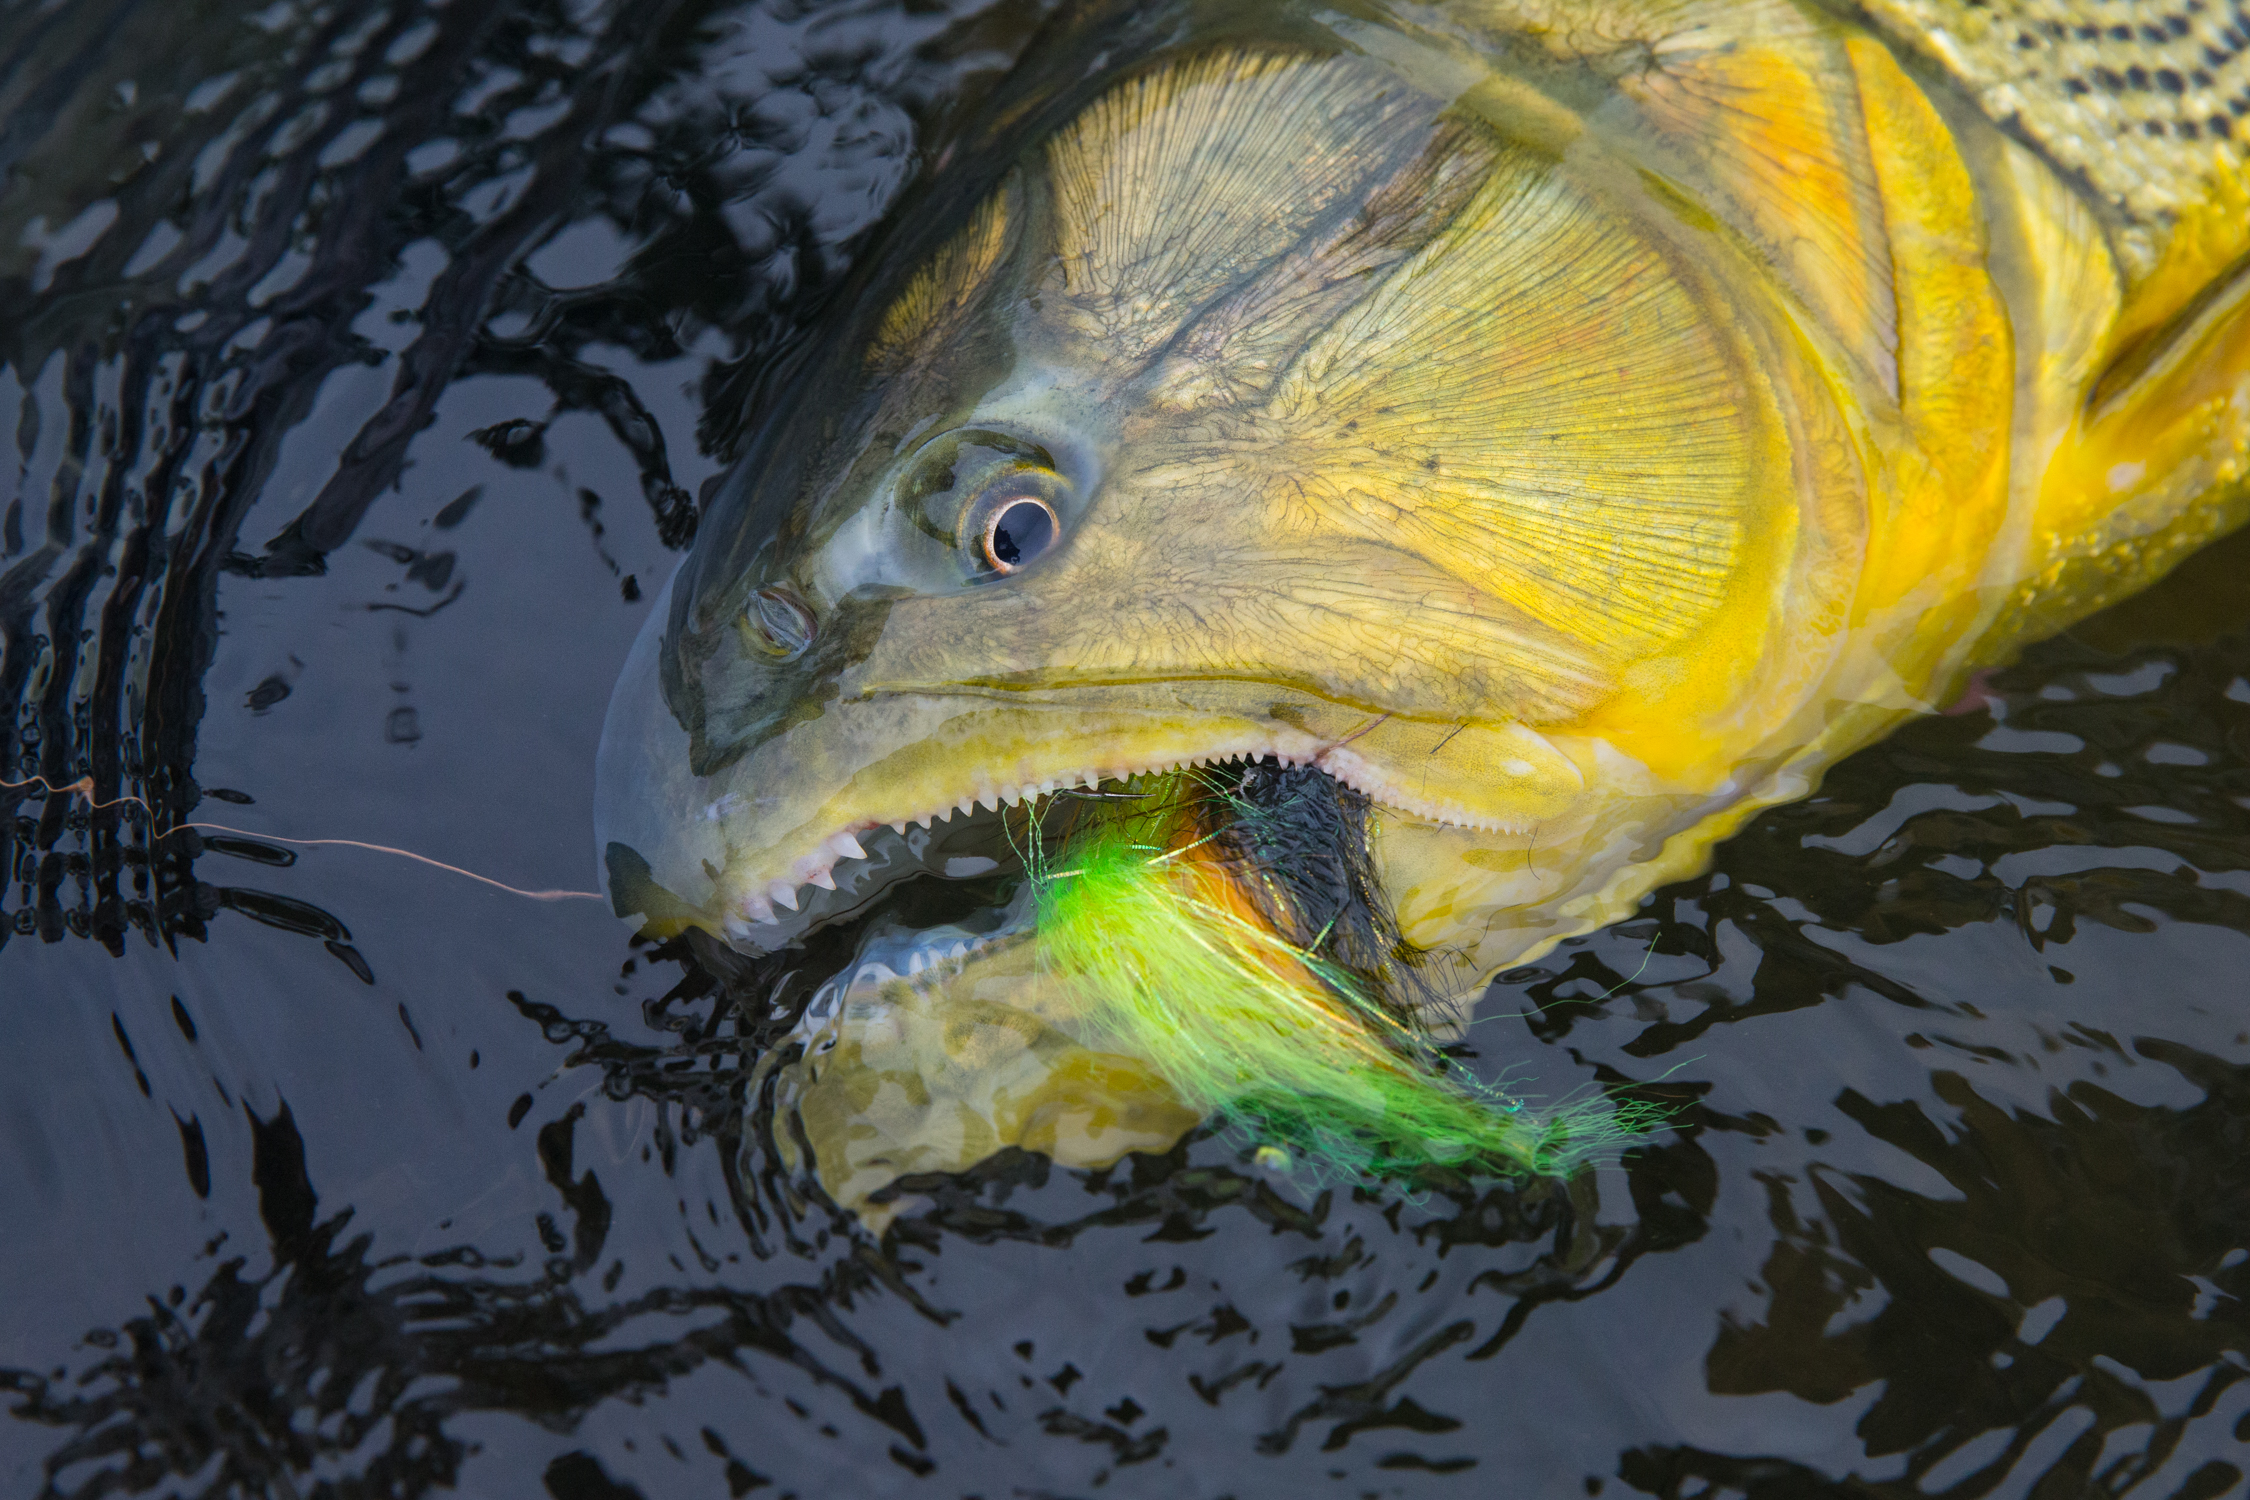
xmin=835 ymin=459 xmax=1576 ymax=718
xmin=838 ymin=540 xmax=1148 ymax=693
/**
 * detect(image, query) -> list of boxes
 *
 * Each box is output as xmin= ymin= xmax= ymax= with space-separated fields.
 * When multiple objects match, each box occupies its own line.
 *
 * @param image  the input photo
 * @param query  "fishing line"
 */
xmin=0 ymin=774 xmax=604 ymax=903
xmin=1472 ymin=928 xmax=1662 ymax=1028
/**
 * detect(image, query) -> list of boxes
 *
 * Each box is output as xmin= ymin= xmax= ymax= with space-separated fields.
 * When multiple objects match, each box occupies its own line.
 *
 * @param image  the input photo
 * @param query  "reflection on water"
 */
xmin=3 ymin=0 xmax=2247 ymax=1495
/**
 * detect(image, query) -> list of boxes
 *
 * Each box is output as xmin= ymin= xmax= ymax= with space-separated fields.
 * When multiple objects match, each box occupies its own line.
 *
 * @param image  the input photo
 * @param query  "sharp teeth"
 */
xmin=724 ymin=917 xmax=753 ymax=942
xmin=949 ymin=941 xmax=968 ymax=959
xmin=770 ymin=883 xmax=800 ymax=911
xmin=891 ymin=820 xmax=908 ymax=836
xmin=832 ymin=832 xmax=866 ymax=860
xmin=916 ymin=813 xmax=932 ymax=829
xmin=908 ymin=951 xmax=928 ymax=975
xmin=742 ymin=897 xmax=775 ymax=924
xmin=809 ymin=867 xmax=837 ymax=890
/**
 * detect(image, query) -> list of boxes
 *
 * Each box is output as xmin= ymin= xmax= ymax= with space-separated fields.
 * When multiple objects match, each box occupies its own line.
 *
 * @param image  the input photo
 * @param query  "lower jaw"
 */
xmin=788 ymin=882 xmax=1041 ymax=1040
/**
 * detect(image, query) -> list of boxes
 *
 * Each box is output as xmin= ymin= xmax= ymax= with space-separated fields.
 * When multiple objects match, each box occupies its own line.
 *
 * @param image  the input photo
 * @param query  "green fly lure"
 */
xmin=1027 ymin=766 xmax=1657 ymax=1181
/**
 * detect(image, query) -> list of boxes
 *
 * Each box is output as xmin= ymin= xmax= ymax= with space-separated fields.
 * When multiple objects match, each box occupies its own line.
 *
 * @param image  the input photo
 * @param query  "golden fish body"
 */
xmin=598 ymin=0 xmax=2250 ymax=998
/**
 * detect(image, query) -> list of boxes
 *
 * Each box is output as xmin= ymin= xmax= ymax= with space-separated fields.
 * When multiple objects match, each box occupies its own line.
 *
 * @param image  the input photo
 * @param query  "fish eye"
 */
xmin=978 ymin=494 xmax=1058 ymax=574
xmin=894 ymin=426 xmax=1071 ymax=578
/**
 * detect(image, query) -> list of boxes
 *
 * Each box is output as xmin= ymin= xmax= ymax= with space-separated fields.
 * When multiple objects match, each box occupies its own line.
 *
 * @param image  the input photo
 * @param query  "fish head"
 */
xmin=597 ymin=38 xmax=1867 ymax=972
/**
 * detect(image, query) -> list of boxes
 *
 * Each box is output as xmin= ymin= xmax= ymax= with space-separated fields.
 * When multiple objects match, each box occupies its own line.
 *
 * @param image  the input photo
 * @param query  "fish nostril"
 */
xmin=747 ymin=586 xmax=816 ymax=660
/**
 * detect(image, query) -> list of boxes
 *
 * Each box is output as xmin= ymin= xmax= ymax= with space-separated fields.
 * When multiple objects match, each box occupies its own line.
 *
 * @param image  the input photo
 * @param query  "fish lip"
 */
xmin=716 ymin=732 xmax=1531 ymax=934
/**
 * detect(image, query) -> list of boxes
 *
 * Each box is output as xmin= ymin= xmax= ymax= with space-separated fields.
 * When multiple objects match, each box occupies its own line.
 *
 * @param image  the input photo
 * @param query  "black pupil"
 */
xmin=990 ymin=500 xmax=1054 ymax=568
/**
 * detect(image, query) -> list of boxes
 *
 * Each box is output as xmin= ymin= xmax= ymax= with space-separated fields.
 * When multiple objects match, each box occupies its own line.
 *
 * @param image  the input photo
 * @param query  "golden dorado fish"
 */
xmin=596 ymin=0 xmax=2250 ymax=1204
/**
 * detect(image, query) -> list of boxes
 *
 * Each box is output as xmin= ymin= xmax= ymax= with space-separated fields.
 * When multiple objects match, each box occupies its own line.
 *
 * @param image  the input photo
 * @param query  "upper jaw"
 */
xmin=596 ymin=575 xmax=1576 ymax=947
xmin=703 ymin=712 xmax=1561 ymax=945
xmin=707 ymin=721 xmax=1335 ymax=940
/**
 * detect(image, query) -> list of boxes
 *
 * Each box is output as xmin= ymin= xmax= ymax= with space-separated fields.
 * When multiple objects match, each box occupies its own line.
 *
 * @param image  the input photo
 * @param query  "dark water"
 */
xmin=4 ymin=1 xmax=2248 ymax=1495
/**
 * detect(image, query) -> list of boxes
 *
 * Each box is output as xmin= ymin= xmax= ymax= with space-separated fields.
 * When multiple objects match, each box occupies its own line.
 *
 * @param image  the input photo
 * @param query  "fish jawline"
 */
xmin=717 ymin=738 xmax=1529 ymax=939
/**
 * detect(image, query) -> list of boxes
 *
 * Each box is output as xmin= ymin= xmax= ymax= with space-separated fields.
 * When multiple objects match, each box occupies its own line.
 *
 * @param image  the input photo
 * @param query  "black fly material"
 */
xmin=1201 ymin=757 xmax=1431 ymax=1019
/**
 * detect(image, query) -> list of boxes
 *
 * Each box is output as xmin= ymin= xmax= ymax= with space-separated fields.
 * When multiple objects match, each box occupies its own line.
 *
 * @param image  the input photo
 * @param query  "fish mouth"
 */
xmin=711 ymin=734 xmax=1521 ymax=950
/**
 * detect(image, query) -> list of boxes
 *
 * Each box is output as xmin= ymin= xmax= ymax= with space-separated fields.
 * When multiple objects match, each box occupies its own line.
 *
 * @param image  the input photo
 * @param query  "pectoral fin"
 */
xmin=1995 ymin=248 xmax=2250 ymax=648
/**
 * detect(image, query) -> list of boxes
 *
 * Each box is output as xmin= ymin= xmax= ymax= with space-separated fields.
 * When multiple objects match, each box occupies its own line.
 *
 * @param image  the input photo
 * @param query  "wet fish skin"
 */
xmin=597 ymin=0 xmax=2250 ymax=995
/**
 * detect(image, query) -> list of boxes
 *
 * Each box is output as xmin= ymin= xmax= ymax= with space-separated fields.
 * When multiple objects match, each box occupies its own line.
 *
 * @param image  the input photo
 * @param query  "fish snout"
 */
xmin=670 ymin=582 xmax=900 ymax=781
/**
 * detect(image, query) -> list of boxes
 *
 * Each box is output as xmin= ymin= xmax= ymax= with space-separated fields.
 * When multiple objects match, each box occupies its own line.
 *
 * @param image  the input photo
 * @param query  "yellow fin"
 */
xmin=1845 ymin=36 xmax=2014 ymax=639
xmin=1991 ymin=134 xmax=2123 ymax=501
xmin=1999 ymin=251 xmax=2250 ymax=644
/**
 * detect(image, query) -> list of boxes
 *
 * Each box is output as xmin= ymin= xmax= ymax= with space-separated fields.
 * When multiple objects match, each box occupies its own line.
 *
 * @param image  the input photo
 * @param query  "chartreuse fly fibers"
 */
xmin=1031 ymin=774 xmax=1649 ymax=1179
